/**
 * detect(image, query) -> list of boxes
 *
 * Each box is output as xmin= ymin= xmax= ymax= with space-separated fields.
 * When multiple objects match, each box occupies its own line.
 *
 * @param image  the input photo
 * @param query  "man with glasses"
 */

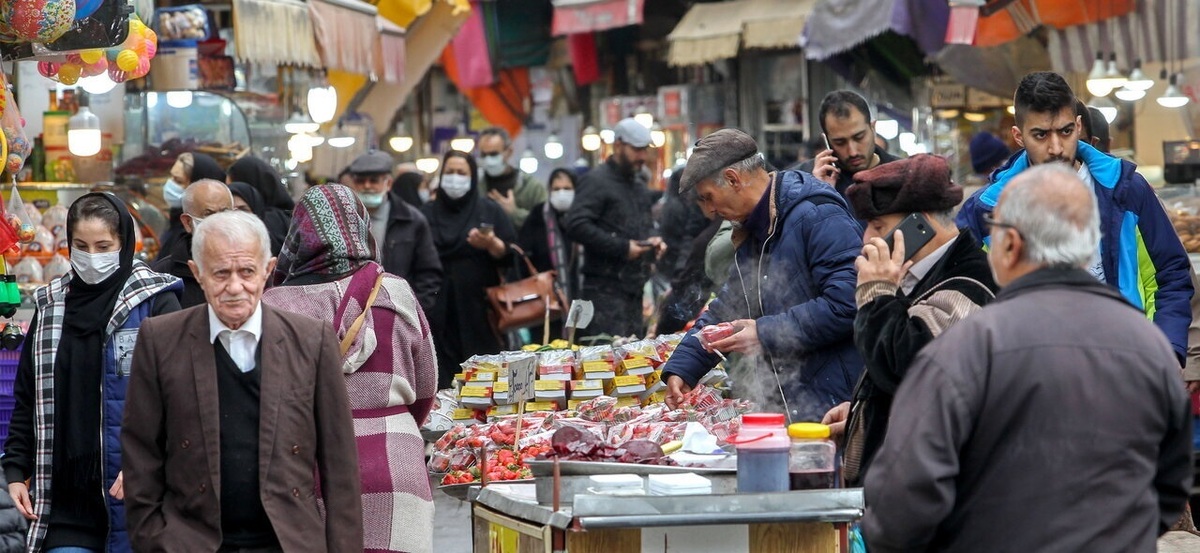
xmin=477 ymin=127 xmax=546 ymax=228
xmin=957 ymin=71 xmax=1193 ymax=366
xmin=151 ymin=178 xmax=233 ymax=308
xmin=821 ymin=154 xmax=998 ymax=487
xmin=864 ymin=164 xmax=1192 ymax=552
xmin=345 ymin=151 xmax=443 ymax=311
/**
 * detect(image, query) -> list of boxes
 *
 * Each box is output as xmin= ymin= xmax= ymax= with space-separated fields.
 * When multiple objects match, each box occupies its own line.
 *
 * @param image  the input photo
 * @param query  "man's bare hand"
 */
xmin=811 ymin=150 xmax=841 ymax=185
xmin=665 ymin=375 xmax=693 ymax=410
xmin=708 ymin=319 xmax=761 ymax=356
xmin=488 ymin=189 xmax=517 ymax=214
xmin=822 ymin=402 xmax=851 ymax=440
xmin=856 ymin=234 xmax=913 ymax=286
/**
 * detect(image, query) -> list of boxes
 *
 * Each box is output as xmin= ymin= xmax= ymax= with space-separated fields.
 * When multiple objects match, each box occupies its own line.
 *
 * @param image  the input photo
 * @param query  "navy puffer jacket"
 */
xmin=662 ymin=170 xmax=864 ymax=421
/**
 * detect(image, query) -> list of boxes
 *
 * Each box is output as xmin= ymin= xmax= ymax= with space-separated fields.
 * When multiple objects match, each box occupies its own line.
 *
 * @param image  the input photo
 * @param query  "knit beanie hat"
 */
xmin=969 ymin=133 xmax=1010 ymax=174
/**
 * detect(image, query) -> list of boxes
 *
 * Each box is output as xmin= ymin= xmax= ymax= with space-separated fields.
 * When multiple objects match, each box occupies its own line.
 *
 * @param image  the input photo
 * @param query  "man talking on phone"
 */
xmin=820 ymin=154 xmax=998 ymax=487
xmin=661 ymin=128 xmax=863 ymax=421
xmin=798 ymin=90 xmax=900 ymax=200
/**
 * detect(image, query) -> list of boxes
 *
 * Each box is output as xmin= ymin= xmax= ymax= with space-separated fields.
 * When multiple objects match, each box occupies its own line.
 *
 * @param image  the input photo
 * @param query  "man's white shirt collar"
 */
xmin=208 ymin=303 xmax=264 ymax=344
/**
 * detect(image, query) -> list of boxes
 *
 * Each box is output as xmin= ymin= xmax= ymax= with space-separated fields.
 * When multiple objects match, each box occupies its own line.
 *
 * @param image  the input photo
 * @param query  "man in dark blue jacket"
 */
xmin=662 ymin=128 xmax=863 ymax=421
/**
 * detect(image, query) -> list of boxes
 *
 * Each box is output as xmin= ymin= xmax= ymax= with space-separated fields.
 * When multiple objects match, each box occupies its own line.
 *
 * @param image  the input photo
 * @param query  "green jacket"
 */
xmin=479 ymin=170 xmax=546 ymax=228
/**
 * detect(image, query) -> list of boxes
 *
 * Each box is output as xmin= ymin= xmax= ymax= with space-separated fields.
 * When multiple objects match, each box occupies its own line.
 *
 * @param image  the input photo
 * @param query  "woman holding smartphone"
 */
xmin=421 ymin=150 xmax=516 ymax=388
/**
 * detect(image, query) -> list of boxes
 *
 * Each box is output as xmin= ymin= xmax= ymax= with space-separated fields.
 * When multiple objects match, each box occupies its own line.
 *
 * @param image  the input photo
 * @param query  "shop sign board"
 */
xmin=967 ymin=88 xmax=1009 ymax=108
xmin=551 ymin=0 xmax=645 ymax=36
xmin=658 ymin=86 xmax=689 ymax=125
xmin=598 ymin=95 xmax=657 ymax=128
xmin=507 ymin=354 xmax=537 ymax=404
xmin=931 ymin=83 xmax=967 ymax=108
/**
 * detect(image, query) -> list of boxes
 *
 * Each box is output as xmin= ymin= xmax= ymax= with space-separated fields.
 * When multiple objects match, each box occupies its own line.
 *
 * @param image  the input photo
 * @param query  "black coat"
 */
xmin=0 ymin=490 xmax=25 ymax=553
xmin=564 ymin=158 xmax=655 ymax=294
xmin=379 ymin=193 xmax=443 ymax=312
xmin=846 ymin=231 xmax=998 ymax=485
xmin=422 ymin=196 xmax=516 ymax=390
xmin=149 ymin=234 xmax=206 ymax=309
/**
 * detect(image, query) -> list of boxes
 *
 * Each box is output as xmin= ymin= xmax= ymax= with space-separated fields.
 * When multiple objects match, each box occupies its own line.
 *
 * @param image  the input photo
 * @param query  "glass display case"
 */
xmin=118 ymin=89 xmax=258 ymax=178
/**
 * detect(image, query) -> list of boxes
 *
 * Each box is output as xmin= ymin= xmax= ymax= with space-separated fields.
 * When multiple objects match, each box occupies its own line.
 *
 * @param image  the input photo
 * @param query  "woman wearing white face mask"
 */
xmin=518 ymin=169 xmax=581 ymax=340
xmin=3 ymin=193 xmax=182 ymax=552
xmin=158 ymin=152 xmax=227 ymax=259
xmin=421 ymin=151 xmax=518 ymax=389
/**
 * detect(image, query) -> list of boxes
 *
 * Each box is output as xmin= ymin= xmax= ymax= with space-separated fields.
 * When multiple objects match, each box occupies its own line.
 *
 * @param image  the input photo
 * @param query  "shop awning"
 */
xmin=666 ymin=0 xmax=751 ymax=67
xmin=741 ymin=0 xmax=817 ymax=50
xmin=356 ymin=0 xmax=470 ymax=134
xmin=1047 ymin=0 xmax=1197 ymax=75
xmin=550 ymin=0 xmax=644 ymax=36
xmin=310 ymin=0 xmax=380 ymax=75
xmin=376 ymin=16 xmax=406 ymax=84
xmin=230 ymin=0 xmax=321 ymax=67
xmin=801 ymin=0 xmax=893 ymax=61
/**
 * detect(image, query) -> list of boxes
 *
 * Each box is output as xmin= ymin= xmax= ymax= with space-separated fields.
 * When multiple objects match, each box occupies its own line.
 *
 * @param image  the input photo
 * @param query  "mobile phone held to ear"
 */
xmin=883 ymin=213 xmax=936 ymax=263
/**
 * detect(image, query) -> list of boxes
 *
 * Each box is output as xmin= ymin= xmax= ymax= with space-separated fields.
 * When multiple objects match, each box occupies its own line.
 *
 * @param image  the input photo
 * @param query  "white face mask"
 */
xmin=440 ymin=174 xmax=472 ymax=200
xmin=549 ymin=189 xmax=575 ymax=212
xmin=163 ymin=179 xmax=184 ymax=209
xmin=356 ymin=191 xmax=386 ymax=209
xmin=70 ymin=248 xmax=121 ymax=285
xmin=418 ymin=189 xmax=431 ymax=203
xmin=480 ymin=154 xmax=508 ymax=177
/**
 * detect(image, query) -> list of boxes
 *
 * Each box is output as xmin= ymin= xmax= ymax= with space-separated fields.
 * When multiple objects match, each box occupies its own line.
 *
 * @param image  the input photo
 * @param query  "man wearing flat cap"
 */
xmin=566 ymin=117 xmax=664 ymax=338
xmin=660 ymin=128 xmax=863 ymax=421
xmin=344 ymin=150 xmax=443 ymax=311
xmin=820 ymin=154 xmax=998 ymax=487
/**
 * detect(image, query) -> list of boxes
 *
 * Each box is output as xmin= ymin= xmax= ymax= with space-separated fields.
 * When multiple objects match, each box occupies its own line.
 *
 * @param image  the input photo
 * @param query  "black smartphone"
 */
xmin=479 ymin=223 xmax=495 ymax=237
xmin=883 ymin=213 xmax=935 ymax=263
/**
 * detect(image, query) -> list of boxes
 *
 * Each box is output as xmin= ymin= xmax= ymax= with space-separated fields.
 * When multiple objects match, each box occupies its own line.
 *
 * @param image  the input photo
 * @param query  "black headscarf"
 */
xmin=422 ymin=151 xmax=483 ymax=258
xmin=228 ymin=156 xmax=295 ymax=211
xmin=54 ymin=192 xmax=137 ymax=520
xmin=393 ymin=172 xmax=425 ymax=208
xmin=189 ymin=152 xmax=227 ymax=183
xmin=227 ymin=181 xmax=267 ymax=219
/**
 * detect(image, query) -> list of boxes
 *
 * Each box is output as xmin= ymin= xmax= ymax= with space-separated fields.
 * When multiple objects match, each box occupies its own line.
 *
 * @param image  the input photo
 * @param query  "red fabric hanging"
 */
xmin=441 ymin=47 xmax=530 ymax=138
xmin=568 ymin=32 xmax=600 ymax=87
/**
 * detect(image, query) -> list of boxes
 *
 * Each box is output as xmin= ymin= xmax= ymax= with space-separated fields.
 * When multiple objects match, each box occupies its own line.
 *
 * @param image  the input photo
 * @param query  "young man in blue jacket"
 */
xmin=661 ymin=128 xmax=863 ymax=422
xmin=957 ymin=71 xmax=1193 ymax=364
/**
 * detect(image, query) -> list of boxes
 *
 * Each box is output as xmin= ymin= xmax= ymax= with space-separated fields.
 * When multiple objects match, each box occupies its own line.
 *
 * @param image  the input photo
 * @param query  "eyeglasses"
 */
xmin=982 ymin=212 xmax=1024 ymax=239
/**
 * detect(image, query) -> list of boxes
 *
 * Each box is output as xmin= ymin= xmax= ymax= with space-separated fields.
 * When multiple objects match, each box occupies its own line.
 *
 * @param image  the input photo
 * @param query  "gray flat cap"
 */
xmin=680 ymin=128 xmax=759 ymax=193
xmin=348 ymin=151 xmax=396 ymax=175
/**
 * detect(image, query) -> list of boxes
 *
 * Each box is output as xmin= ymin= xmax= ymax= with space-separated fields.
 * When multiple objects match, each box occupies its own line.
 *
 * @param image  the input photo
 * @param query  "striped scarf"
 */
xmin=26 ymin=262 xmax=179 ymax=551
xmin=276 ymin=184 xmax=377 ymax=285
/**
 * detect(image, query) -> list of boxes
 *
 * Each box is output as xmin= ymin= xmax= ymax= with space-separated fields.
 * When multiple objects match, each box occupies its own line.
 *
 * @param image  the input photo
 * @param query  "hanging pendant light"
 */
xmin=449 ymin=124 xmax=475 ymax=152
xmin=544 ymin=133 xmax=564 ymax=160
xmin=68 ymin=94 xmax=102 ymax=157
xmin=1086 ymin=52 xmax=1114 ymax=96
xmin=1157 ymin=73 xmax=1190 ymax=108
xmin=1089 ymin=96 xmax=1118 ymax=123
xmin=519 ymin=149 xmax=539 ymax=174
xmin=1114 ymin=86 xmax=1147 ymax=102
xmin=307 ymin=84 xmax=337 ymax=124
xmin=1102 ymin=53 xmax=1127 ymax=91
xmin=1125 ymin=59 xmax=1155 ymax=91
xmin=581 ymin=126 xmax=602 ymax=152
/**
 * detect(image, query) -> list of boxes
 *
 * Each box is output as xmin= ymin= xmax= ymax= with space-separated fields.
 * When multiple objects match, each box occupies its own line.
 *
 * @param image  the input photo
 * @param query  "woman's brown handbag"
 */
xmin=485 ymin=245 xmax=567 ymax=334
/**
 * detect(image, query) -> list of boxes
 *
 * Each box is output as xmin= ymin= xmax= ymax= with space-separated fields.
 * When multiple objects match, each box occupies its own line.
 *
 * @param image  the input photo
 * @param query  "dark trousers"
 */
xmin=579 ymin=281 xmax=644 ymax=340
xmin=218 ymin=546 xmax=283 ymax=553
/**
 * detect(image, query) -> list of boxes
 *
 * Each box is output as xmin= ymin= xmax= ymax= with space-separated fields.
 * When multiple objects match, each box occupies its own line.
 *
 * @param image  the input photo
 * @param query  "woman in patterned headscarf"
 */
xmin=261 ymin=184 xmax=436 ymax=553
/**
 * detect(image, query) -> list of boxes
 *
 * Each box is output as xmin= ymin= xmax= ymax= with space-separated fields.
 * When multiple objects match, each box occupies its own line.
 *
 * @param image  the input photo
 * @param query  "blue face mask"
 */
xmin=163 ymin=179 xmax=184 ymax=209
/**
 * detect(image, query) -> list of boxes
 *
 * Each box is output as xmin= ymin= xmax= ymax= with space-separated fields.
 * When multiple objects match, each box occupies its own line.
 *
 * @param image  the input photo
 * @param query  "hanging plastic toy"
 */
xmin=0 ymin=0 xmax=77 ymax=43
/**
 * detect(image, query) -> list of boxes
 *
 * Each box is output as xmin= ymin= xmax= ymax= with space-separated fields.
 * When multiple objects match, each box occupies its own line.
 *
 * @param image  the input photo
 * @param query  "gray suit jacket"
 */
xmin=121 ymin=304 xmax=363 ymax=552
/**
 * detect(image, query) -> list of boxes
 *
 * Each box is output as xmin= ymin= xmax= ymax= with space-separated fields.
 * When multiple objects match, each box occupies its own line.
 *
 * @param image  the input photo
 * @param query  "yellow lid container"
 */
xmin=787 ymin=422 xmax=830 ymax=439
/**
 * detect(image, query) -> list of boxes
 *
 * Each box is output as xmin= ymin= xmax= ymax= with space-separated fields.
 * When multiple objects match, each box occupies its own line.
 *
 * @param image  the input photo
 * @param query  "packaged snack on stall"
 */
xmin=576 ymin=345 xmax=617 ymax=380
xmin=605 ymin=375 xmax=647 ymax=398
xmin=576 ymin=396 xmax=618 ymax=422
xmin=1 ymin=89 xmax=32 ymax=176
xmin=569 ymin=379 xmax=603 ymax=400
xmin=22 ymin=225 xmax=54 ymax=261
xmin=615 ymin=339 xmax=662 ymax=374
xmin=487 ymin=404 xmax=518 ymax=419
xmin=458 ymin=384 xmax=493 ymax=410
xmin=537 ymin=349 xmax=577 ymax=381
xmin=524 ymin=401 xmax=558 ymax=413
xmin=490 ymin=381 xmax=512 ymax=405
xmin=6 ymin=188 xmax=36 ymax=246
xmin=614 ymin=397 xmax=641 ymax=410
xmin=656 ymin=332 xmax=684 ymax=360
xmin=53 ymin=226 xmax=69 ymax=257
xmin=22 ymin=204 xmax=41 ymax=226
xmin=699 ymin=367 xmax=729 ymax=387
xmin=534 ymin=380 xmax=567 ymax=406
